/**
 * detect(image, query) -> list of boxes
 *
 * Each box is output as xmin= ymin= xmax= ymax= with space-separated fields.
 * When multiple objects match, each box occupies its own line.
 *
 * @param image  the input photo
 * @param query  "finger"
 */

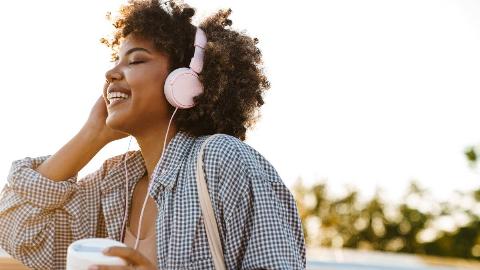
xmin=103 ymin=80 xmax=110 ymax=100
xmin=100 ymin=94 xmax=108 ymax=105
xmin=103 ymin=246 xmax=152 ymax=267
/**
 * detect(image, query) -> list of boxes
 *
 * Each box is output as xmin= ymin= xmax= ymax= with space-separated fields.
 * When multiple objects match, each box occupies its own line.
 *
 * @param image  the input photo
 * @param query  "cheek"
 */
xmin=125 ymin=63 xmax=171 ymax=105
xmin=128 ymin=66 xmax=168 ymax=87
xmin=134 ymin=78 xmax=169 ymax=109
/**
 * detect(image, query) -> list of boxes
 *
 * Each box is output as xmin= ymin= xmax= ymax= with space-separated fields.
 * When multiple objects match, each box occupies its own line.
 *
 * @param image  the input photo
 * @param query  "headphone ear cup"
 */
xmin=164 ymin=67 xmax=204 ymax=109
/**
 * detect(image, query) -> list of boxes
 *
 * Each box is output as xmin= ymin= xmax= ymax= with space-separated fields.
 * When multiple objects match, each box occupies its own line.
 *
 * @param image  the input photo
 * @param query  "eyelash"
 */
xmin=129 ymin=61 xmax=145 ymax=65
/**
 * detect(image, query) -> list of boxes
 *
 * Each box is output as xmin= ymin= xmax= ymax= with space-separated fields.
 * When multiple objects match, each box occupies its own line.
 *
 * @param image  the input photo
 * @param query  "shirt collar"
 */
xmin=100 ymin=150 xmax=145 ymax=194
xmin=100 ymin=131 xmax=196 ymax=196
xmin=148 ymin=131 xmax=196 ymax=197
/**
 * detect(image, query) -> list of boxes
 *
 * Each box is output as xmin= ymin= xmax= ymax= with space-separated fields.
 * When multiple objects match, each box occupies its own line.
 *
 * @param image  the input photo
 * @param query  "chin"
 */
xmin=105 ymin=114 xmax=130 ymax=134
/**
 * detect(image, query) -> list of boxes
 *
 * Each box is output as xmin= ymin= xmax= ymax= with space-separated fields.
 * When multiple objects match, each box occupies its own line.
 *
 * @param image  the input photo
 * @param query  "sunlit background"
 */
xmin=2 ymin=0 xmax=479 ymax=199
xmin=1 ymin=0 xmax=480 ymax=264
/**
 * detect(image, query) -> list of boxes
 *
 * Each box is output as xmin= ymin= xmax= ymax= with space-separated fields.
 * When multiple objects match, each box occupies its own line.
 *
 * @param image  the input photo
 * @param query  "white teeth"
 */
xmin=109 ymin=97 xmax=127 ymax=102
xmin=107 ymin=91 xmax=130 ymax=102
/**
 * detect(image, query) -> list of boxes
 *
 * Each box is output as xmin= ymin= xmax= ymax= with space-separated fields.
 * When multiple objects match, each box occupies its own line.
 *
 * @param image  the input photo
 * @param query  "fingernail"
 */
xmin=88 ymin=266 xmax=99 ymax=270
xmin=102 ymin=247 xmax=110 ymax=254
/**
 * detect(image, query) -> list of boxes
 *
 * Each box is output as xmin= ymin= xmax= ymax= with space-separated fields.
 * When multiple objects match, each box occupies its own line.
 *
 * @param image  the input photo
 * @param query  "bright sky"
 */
xmin=1 ymin=0 xmax=479 ymax=202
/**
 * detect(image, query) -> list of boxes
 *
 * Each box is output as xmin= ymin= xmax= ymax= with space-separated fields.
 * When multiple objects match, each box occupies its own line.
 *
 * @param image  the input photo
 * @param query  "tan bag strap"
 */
xmin=196 ymin=135 xmax=227 ymax=270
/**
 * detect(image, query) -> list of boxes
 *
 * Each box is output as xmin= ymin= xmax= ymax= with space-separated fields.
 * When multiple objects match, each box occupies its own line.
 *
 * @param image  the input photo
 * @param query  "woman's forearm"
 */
xmin=35 ymin=125 xmax=107 ymax=182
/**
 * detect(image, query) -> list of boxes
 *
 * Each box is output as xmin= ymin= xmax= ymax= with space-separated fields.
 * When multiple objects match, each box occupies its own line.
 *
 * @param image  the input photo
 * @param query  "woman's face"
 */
xmin=104 ymin=34 xmax=171 ymax=136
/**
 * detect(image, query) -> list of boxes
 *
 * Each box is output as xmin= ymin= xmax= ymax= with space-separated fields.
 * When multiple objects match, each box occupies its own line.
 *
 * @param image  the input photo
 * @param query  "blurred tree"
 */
xmin=292 ymin=180 xmax=480 ymax=260
xmin=465 ymin=147 xmax=477 ymax=163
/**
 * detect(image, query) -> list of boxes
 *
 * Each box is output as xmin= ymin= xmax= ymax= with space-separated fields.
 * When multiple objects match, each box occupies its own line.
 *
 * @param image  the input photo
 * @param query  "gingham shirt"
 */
xmin=0 ymin=132 xmax=306 ymax=270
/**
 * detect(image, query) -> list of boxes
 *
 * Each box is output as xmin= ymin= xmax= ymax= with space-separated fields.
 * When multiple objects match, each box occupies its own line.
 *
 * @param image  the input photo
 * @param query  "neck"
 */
xmin=134 ymin=124 xmax=178 ymax=183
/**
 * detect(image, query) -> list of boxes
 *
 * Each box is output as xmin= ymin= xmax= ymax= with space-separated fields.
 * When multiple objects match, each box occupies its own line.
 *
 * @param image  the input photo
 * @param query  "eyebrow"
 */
xmin=124 ymin=47 xmax=151 ymax=56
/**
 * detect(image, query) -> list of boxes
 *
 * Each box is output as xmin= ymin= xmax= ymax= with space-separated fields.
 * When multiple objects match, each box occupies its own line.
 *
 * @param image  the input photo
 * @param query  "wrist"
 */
xmin=79 ymin=124 xmax=109 ymax=149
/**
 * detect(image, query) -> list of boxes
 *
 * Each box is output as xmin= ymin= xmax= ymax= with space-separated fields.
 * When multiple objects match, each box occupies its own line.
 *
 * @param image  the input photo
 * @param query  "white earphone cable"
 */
xmin=127 ymin=107 xmax=179 ymax=249
xmin=120 ymin=136 xmax=134 ymax=242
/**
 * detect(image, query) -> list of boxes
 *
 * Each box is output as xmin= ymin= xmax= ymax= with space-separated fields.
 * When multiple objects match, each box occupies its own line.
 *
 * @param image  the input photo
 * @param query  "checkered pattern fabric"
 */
xmin=0 ymin=132 xmax=306 ymax=269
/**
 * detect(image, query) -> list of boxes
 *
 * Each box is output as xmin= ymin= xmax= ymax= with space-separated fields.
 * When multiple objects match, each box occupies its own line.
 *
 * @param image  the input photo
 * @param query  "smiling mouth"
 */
xmin=107 ymin=90 xmax=131 ymax=105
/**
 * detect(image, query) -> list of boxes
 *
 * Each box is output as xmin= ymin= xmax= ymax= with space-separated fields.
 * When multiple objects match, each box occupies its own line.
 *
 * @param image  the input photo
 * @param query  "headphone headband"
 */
xmin=189 ymin=28 xmax=207 ymax=74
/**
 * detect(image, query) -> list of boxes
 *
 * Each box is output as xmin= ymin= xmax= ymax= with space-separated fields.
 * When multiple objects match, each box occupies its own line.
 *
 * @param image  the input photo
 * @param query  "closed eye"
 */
xmin=129 ymin=61 xmax=145 ymax=65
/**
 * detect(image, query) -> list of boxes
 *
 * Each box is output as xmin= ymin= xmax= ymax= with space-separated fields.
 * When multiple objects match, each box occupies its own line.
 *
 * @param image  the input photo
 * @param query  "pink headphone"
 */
xmin=164 ymin=27 xmax=207 ymax=109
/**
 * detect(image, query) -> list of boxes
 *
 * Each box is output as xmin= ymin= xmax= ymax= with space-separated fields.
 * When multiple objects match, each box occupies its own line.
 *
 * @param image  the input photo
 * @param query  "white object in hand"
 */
xmin=66 ymin=238 xmax=128 ymax=270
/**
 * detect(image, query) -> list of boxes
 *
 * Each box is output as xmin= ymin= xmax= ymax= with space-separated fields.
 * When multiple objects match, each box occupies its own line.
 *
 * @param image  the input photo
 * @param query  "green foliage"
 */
xmin=292 ymin=180 xmax=480 ymax=260
xmin=465 ymin=147 xmax=478 ymax=164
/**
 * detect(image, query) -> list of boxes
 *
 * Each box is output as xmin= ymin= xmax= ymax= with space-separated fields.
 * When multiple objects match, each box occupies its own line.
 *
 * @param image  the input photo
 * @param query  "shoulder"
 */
xmin=198 ymin=135 xmax=298 ymax=225
xmin=202 ymin=133 xmax=249 ymax=160
xmin=201 ymin=134 xmax=256 ymax=168
xmin=199 ymin=133 xmax=282 ymax=184
xmin=77 ymin=150 xmax=141 ymax=186
xmin=101 ymin=150 xmax=140 ymax=171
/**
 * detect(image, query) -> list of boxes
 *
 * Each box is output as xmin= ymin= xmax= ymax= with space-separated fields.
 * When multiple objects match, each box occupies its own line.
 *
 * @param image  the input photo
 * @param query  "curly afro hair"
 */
xmin=101 ymin=0 xmax=270 ymax=141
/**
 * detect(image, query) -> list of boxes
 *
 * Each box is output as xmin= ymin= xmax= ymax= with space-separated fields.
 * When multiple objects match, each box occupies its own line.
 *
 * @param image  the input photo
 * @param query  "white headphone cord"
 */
xmin=120 ymin=135 xmax=134 ymax=242
xmin=129 ymin=107 xmax=178 ymax=249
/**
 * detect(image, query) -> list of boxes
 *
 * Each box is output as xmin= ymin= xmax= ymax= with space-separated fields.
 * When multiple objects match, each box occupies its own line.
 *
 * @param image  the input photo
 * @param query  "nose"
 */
xmin=105 ymin=65 xmax=123 ymax=83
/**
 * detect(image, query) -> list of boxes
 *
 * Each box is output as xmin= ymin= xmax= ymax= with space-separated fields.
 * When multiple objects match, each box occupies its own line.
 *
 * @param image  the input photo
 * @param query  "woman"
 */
xmin=0 ymin=1 xmax=305 ymax=269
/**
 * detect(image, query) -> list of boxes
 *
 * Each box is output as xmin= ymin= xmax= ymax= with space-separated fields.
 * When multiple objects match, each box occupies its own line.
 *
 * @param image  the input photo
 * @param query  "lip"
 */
xmin=108 ymin=97 xmax=130 ymax=107
xmin=106 ymin=85 xmax=131 ymax=104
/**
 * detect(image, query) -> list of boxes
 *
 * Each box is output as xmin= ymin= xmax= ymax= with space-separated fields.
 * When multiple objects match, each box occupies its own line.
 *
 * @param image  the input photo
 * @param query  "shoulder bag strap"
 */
xmin=196 ymin=134 xmax=227 ymax=270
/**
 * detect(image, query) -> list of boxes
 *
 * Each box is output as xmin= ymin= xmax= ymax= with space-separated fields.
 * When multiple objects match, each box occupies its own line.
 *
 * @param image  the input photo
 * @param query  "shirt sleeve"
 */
xmin=208 ymin=135 xmax=306 ymax=270
xmin=223 ymin=171 xmax=306 ymax=270
xmin=0 ymin=155 xmax=106 ymax=269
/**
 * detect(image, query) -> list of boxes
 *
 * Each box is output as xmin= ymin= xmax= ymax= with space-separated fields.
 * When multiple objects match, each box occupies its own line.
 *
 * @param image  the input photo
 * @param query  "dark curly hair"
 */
xmin=101 ymin=0 xmax=270 ymax=141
